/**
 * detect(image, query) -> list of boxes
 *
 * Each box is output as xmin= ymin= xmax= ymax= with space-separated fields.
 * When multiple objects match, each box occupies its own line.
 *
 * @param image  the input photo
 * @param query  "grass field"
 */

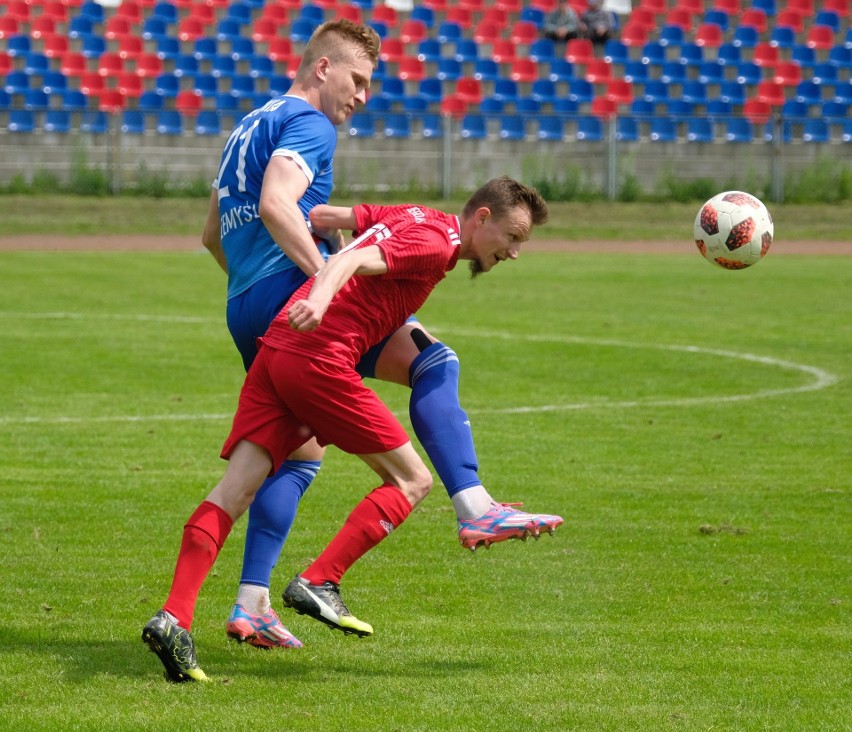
xmin=0 ymin=206 xmax=850 ymax=730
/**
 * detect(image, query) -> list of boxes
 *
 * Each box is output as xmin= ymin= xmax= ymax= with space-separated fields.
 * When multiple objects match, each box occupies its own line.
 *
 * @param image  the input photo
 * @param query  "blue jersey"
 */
xmin=213 ymin=95 xmax=336 ymax=299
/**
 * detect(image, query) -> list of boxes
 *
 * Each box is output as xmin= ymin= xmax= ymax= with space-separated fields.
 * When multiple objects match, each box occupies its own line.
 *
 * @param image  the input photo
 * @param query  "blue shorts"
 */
xmin=227 ymin=270 xmax=419 ymax=377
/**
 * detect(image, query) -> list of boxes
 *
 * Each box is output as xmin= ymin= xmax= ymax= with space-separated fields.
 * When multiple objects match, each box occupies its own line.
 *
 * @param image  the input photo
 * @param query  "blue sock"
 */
xmin=409 ymin=343 xmax=481 ymax=497
xmin=239 ymin=460 xmax=320 ymax=587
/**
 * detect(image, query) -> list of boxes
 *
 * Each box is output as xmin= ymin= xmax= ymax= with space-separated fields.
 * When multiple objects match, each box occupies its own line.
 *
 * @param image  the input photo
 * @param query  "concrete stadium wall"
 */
xmin=0 ymin=126 xmax=849 ymax=197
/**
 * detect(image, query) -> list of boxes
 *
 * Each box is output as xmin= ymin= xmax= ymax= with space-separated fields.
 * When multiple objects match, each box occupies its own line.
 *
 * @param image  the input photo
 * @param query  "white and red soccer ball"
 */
xmin=693 ymin=191 xmax=774 ymax=270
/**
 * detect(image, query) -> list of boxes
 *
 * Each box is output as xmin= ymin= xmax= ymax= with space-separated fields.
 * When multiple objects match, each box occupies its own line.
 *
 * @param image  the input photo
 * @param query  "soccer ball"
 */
xmin=693 ymin=191 xmax=774 ymax=270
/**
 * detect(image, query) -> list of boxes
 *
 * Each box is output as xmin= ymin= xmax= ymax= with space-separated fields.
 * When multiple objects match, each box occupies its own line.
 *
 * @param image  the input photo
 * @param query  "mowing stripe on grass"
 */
xmin=0 ymin=312 xmax=839 ymax=425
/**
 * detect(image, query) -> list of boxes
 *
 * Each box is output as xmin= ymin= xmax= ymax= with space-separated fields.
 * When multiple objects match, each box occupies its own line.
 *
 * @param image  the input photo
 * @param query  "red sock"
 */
xmin=163 ymin=501 xmax=233 ymax=630
xmin=302 ymin=484 xmax=412 ymax=586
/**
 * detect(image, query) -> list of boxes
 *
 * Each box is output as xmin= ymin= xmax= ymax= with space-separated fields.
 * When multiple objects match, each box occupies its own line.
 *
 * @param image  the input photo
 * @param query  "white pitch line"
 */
xmin=0 ymin=316 xmax=840 ymax=425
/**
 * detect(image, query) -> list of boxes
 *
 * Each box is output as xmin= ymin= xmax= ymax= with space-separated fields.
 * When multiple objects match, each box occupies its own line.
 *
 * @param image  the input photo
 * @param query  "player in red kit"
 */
xmin=142 ymin=177 xmax=555 ymax=682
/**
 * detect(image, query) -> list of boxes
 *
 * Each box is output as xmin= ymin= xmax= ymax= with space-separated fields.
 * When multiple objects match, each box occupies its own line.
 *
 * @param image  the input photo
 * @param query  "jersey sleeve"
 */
xmin=271 ymin=110 xmax=336 ymax=185
xmin=378 ymin=225 xmax=455 ymax=278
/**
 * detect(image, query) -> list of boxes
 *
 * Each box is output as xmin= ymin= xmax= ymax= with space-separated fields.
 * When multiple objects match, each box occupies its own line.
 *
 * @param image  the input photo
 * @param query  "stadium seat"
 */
xmin=568 ymin=78 xmax=594 ymax=104
xmin=744 ymin=98 xmax=772 ymax=122
xmin=658 ymin=25 xmax=686 ymax=47
xmin=773 ymin=62 xmax=802 ymax=87
xmin=736 ymin=62 xmax=762 ymax=85
xmin=591 ymin=96 xmax=617 ymax=118
xmin=417 ymin=38 xmax=441 ymax=63
xmin=725 ymin=117 xmax=754 ymax=142
xmin=732 ymin=24 xmax=760 ymax=48
xmin=615 ymin=115 xmax=639 ymax=141
xmin=814 ymin=10 xmax=841 ymax=33
xmin=473 ymin=58 xmax=500 ymax=82
xmin=195 ymin=109 xmax=221 ymax=135
xmin=566 ymin=39 xmax=594 ymax=64
xmin=156 ymin=109 xmax=184 ymax=135
xmin=531 ymin=78 xmax=558 ymax=105
xmin=806 ymin=26 xmax=835 ymax=51
xmin=436 ymin=21 xmax=463 ymax=45
xmin=834 ymin=81 xmax=852 ymax=105
xmin=694 ymin=23 xmax=724 ymax=48
xmin=417 ymin=78 xmax=443 ymax=104
xmin=781 ymin=99 xmax=808 ymax=118
xmin=661 ymin=61 xmax=686 ymax=84
xmin=460 ymin=113 xmax=487 ymax=139
xmin=650 ymin=117 xmax=678 ymax=142
xmin=575 ymin=116 xmax=604 ymax=141
xmin=81 ymin=110 xmax=109 ymax=134
xmin=453 ymin=39 xmax=480 ymax=64
xmin=24 ymin=89 xmax=50 ymax=110
xmin=769 ymin=26 xmax=797 ymax=50
xmin=794 ymin=80 xmax=821 ymax=106
xmin=400 ymin=19 xmax=428 ymax=45
xmin=620 ymin=23 xmax=649 ymax=48
xmin=436 ymin=58 xmax=462 ymax=82
xmin=510 ymin=58 xmax=539 ymax=84
xmin=774 ymin=9 xmax=804 ymax=34
xmin=492 ymin=78 xmax=519 ymax=104
xmin=498 ymin=114 xmax=526 ymax=140
xmin=750 ymin=0 xmax=776 ymax=18
xmin=121 ymin=109 xmax=147 ymax=134
xmin=491 ymin=40 xmax=517 ymax=65
xmin=686 ymin=116 xmax=714 ymax=142
xmin=420 ymin=113 xmax=443 ymax=138
xmin=537 ymin=115 xmax=564 ymax=141
xmin=529 ymin=39 xmax=557 ymax=64
xmin=641 ymin=42 xmax=666 ymax=67
xmin=812 ymin=62 xmax=838 ymax=86
xmin=8 ymin=109 xmax=35 ymax=133
xmin=43 ymin=109 xmax=71 ymax=133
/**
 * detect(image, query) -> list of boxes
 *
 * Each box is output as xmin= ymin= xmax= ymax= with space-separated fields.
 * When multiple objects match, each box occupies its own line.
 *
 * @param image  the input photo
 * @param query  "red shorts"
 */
xmin=221 ymin=345 xmax=409 ymax=470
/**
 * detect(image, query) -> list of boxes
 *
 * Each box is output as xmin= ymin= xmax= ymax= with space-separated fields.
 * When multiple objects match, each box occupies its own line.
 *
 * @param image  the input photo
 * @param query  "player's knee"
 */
xmin=401 ymin=465 xmax=433 ymax=506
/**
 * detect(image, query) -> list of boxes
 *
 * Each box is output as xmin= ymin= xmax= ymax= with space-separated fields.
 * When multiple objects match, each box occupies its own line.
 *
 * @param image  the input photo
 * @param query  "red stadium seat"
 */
xmin=454 ymin=77 xmax=483 ymax=104
xmin=98 ymin=52 xmax=124 ymax=77
xmin=177 ymin=17 xmax=205 ymax=42
xmin=117 ymin=71 xmax=143 ymax=97
xmin=30 ymin=16 xmax=57 ymax=40
xmin=79 ymin=71 xmax=105 ymax=96
xmin=743 ymin=97 xmax=772 ymax=122
xmin=566 ymin=38 xmax=595 ymax=64
xmin=371 ymin=4 xmax=399 ymax=27
xmin=445 ymin=7 xmax=473 ymax=29
xmin=805 ymin=25 xmax=835 ymax=50
xmin=135 ymin=52 xmax=163 ymax=78
xmin=638 ymin=0 xmax=666 ymax=14
xmin=400 ymin=19 xmax=428 ymax=45
xmin=620 ymin=23 xmax=649 ymax=47
xmin=60 ymin=51 xmax=86 ymax=76
xmin=756 ymin=81 xmax=785 ymax=106
xmin=605 ymin=78 xmax=633 ymax=105
xmin=509 ymin=57 xmax=539 ymax=83
xmin=822 ymin=0 xmax=849 ymax=17
xmin=175 ymin=90 xmax=203 ymax=115
xmin=251 ymin=18 xmax=279 ymax=42
xmin=440 ymin=93 xmax=469 ymax=117
xmin=334 ymin=5 xmax=363 ymax=23
xmin=775 ymin=9 xmax=804 ymax=34
xmin=591 ymin=96 xmax=617 ymax=118
xmin=585 ymin=58 xmax=613 ymax=83
xmin=784 ymin=0 xmax=814 ymax=14
xmin=739 ymin=8 xmax=768 ymax=33
xmin=43 ymin=33 xmax=70 ymax=58
xmin=472 ymin=20 xmax=502 ymax=44
xmin=379 ymin=38 xmax=405 ymax=63
xmin=397 ymin=56 xmax=425 ymax=81
xmin=509 ymin=20 xmax=539 ymax=45
xmin=714 ymin=0 xmax=741 ymax=11
xmin=116 ymin=0 xmax=144 ymax=24
xmin=267 ymin=37 xmax=294 ymax=63
xmin=629 ymin=8 xmax=657 ymax=30
xmin=773 ymin=61 xmax=802 ymax=86
xmin=665 ymin=8 xmax=694 ymax=31
xmin=117 ymin=35 xmax=143 ymax=61
xmin=753 ymin=42 xmax=780 ymax=68
xmin=492 ymin=40 xmax=517 ymax=64
xmin=98 ymin=89 xmax=127 ymax=113
xmin=694 ymin=23 xmax=724 ymax=48
xmin=0 ymin=17 xmax=20 ymax=39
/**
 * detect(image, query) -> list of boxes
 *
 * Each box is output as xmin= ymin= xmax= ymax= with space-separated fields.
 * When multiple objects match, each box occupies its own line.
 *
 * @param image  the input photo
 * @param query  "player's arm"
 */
xmin=288 ymin=245 xmax=388 ymax=332
xmin=259 ymin=155 xmax=326 ymax=277
xmin=308 ymin=205 xmax=357 ymax=238
xmin=201 ymin=187 xmax=228 ymax=274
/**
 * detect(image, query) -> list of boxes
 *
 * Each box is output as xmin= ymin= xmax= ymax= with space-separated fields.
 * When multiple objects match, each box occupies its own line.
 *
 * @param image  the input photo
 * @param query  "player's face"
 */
xmin=318 ymin=48 xmax=374 ymax=125
xmin=468 ymin=205 xmax=533 ymax=278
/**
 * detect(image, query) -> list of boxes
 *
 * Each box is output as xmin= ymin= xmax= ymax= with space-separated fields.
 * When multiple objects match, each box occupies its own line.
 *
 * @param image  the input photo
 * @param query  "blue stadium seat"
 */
xmin=290 ymin=19 xmax=317 ymax=42
xmin=193 ymin=73 xmax=218 ymax=96
xmin=142 ymin=16 xmax=168 ymax=41
xmin=552 ymin=98 xmax=579 ymax=115
xmin=642 ymin=80 xmax=670 ymax=105
xmin=604 ymin=40 xmax=629 ymax=65
xmin=193 ymin=37 xmax=218 ymax=62
xmin=81 ymin=35 xmax=106 ymax=59
xmin=227 ymin=2 xmax=254 ymax=24
xmin=8 ymin=109 xmax=35 ymax=132
xmin=791 ymin=44 xmax=816 ymax=67
xmin=152 ymin=1 xmax=178 ymax=25
xmin=703 ymin=9 xmax=730 ymax=32
xmin=697 ymin=61 xmax=723 ymax=85
xmin=249 ymin=55 xmax=274 ymax=79
xmin=138 ymin=90 xmax=164 ymax=111
xmin=268 ymin=74 xmax=291 ymax=96
xmin=686 ymin=116 xmax=714 ymax=142
xmin=121 ymin=109 xmax=146 ymax=134
xmin=529 ymin=39 xmax=557 ymax=64
xmin=24 ymin=89 xmax=49 ymax=110
xmin=195 ymin=110 xmax=221 ymax=135
xmin=576 ymin=116 xmax=604 ymax=141
xmin=420 ymin=113 xmax=443 ymax=138
xmin=770 ymin=26 xmax=796 ymax=49
xmin=79 ymin=0 xmax=105 ymax=22
xmin=417 ymin=78 xmax=443 ymax=104
xmin=520 ymin=7 xmax=545 ymax=27
xmin=156 ymin=36 xmax=180 ymax=61
xmin=41 ymin=108 xmax=70 ymax=134
xmin=568 ymin=79 xmax=594 ymax=104
xmin=454 ymin=39 xmax=479 ymax=64
xmin=736 ymin=62 xmax=761 ymax=85
xmin=658 ymin=25 xmax=686 ymax=47
xmin=641 ymin=42 xmax=666 ymax=67
xmin=726 ymin=117 xmax=754 ymax=142
xmin=211 ymin=55 xmax=236 ymax=78
xmin=516 ymin=97 xmax=542 ymax=114
xmin=795 ymin=80 xmax=821 ymax=106
xmin=802 ymin=118 xmax=829 ymax=143
xmin=230 ymin=38 xmax=255 ymax=61
xmin=732 ymin=26 xmax=759 ymax=48
xmin=814 ymin=10 xmax=841 ymax=33
xmin=216 ymin=19 xmax=243 ymax=42
xmin=230 ymin=74 xmax=256 ymax=99
xmin=436 ymin=58 xmax=462 ymax=81
xmin=531 ymin=79 xmax=557 ymax=105
xmin=460 ymin=114 xmax=487 ymax=140
xmin=365 ymin=95 xmax=391 ymax=113
xmin=402 ymin=95 xmax=429 ymax=113
xmin=623 ymin=60 xmax=648 ymax=84
xmin=348 ymin=113 xmax=375 ymax=137
xmin=410 ymin=5 xmax=435 ymax=27
xmin=706 ymin=98 xmax=731 ymax=118
xmin=616 ymin=116 xmax=639 ymax=142
xmin=67 ymin=16 xmax=93 ymax=40
xmin=298 ymin=4 xmax=325 ymax=25
xmin=492 ymin=78 xmax=519 ymax=104
xmin=173 ymin=53 xmax=199 ymax=77
xmin=24 ymin=52 xmax=49 ymax=76
xmin=720 ymin=80 xmax=746 ymax=105
xmin=378 ymin=76 xmax=405 ymax=104
xmin=537 ymin=115 xmax=564 ymax=141
xmin=650 ymin=117 xmax=678 ymax=142
xmin=4 ymin=71 xmax=30 ymax=95
xmin=661 ymin=61 xmax=686 ymax=84
xmin=548 ymin=59 xmax=576 ymax=83
xmin=369 ymin=21 xmax=388 ymax=39
xmin=499 ymin=114 xmax=526 ymax=140
xmin=81 ymin=110 xmax=109 ymax=134
xmin=827 ymin=46 xmax=851 ymax=69
xmin=436 ymin=21 xmax=463 ymax=45
xmin=812 ymin=63 xmax=838 ymax=86
xmin=751 ymin=0 xmax=776 ymax=16
xmin=668 ymin=99 xmax=694 ymax=117
xmin=417 ymin=39 xmax=441 ymax=63
xmin=474 ymin=58 xmax=500 ymax=82
xmin=62 ymin=89 xmax=88 ymax=111
xmin=682 ymin=80 xmax=708 ymax=105
xmin=842 ymin=119 xmax=852 ymax=143
xmin=822 ymin=100 xmax=848 ymax=120
xmin=679 ymin=43 xmax=703 ymax=68
xmin=781 ymin=99 xmax=808 ymax=118
xmin=383 ymin=113 xmax=411 ymax=138
xmin=834 ymin=81 xmax=852 ymax=105
xmin=156 ymin=109 xmax=183 ymax=135
xmin=717 ymin=43 xmax=742 ymax=66
xmin=630 ymin=99 xmax=655 ymax=117
xmin=479 ymin=96 xmax=504 ymax=114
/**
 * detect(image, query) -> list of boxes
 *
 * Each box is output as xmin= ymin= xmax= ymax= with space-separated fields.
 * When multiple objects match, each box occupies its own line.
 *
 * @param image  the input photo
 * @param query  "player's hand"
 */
xmin=287 ymin=299 xmax=323 ymax=331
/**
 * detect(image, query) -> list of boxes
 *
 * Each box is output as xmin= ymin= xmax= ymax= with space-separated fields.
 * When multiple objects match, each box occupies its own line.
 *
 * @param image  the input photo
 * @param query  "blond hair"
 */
xmin=298 ymin=19 xmax=381 ymax=74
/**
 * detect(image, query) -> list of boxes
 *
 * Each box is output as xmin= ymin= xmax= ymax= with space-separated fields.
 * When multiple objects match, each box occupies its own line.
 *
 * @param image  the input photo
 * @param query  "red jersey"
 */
xmin=261 ymin=203 xmax=461 ymax=365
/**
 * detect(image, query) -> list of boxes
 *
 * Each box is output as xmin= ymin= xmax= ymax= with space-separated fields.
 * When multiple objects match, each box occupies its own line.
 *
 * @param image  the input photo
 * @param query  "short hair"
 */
xmin=462 ymin=176 xmax=549 ymax=227
xmin=299 ymin=19 xmax=381 ymax=73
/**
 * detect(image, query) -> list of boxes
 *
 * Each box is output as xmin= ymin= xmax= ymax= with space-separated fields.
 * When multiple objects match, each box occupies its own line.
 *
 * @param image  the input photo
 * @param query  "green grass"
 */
xmin=1 ymin=244 xmax=850 ymax=730
xmin=2 ymin=195 xmax=852 ymax=241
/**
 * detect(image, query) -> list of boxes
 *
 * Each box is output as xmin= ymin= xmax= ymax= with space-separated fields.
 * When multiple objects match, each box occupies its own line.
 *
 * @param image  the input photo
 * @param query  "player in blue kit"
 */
xmin=199 ymin=20 xmax=563 ymax=651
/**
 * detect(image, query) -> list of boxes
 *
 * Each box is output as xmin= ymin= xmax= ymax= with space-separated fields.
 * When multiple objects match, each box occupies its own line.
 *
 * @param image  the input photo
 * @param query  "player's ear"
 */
xmin=475 ymin=206 xmax=491 ymax=226
xmin=315 ymin=56 xmax=331 ymax=81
